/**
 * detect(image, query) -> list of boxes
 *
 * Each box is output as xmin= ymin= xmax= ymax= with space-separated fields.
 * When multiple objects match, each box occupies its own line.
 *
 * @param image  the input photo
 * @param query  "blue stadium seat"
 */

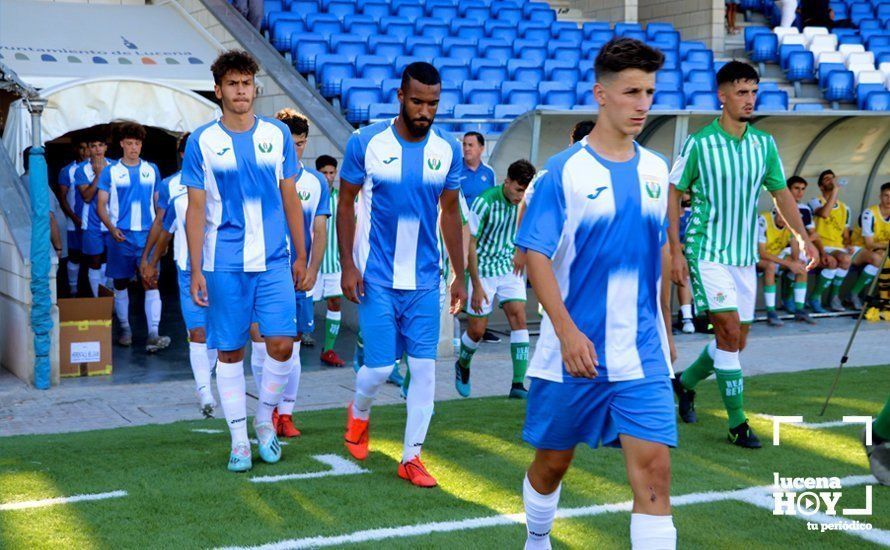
xmin=370 ymin=36 xmax=406 ymax=58
xmin=426 ymin=0 xmax=459 ymax=17
xmin=829 ymin=1 xmax=848 ymax=19
xmin=622 ymin=30 xmax=647 ymax=42
xmin=824 ymin=70 xmax=855 ymax=102
xmin=687 ymin=91 xmax=720 ymax=110
xmin=523 ymin=1 xmax=551 ymax=17
xmin=585 ymin=29 xmax=614 ymax=46
xmin=526 ymin=5 xmax=556 ymax=25
xmin=263 ymin=0 xmax=283 ymax=30
xmin=393 ymin=55 xmax=424 ymax=74
xmin=680 ymin=60 xmax=711 ymax=78
xmin=394 ymin=0 xmax=425 ymax=19
xmin=508 ymin=59 xmax=545 ymax=81
xmin=679 ymin=41 xmax=708 ymax=60
xmin=486 ymin=21 xmax=517 ymax=41
xmin=581 ymin=40 xmax=605 ymax=61
xmin=342 ymin=79 xmax=382 ymax=122
xmin=472 ymin=58 xmax=508 ymax=81
xmin=443 ymin=37 xmax=478 ymax=60
xmin=356 ymin=55 xmax=395 ymax=81
xmin=581 ymin=65 xmax=596 ymax=82
xmin=407 ymin=38 xmax=442 ymax=60
xmin=656 ymin=69 xmax=683 ymax=91
xmin=755 ymin=90 xmax=789 ymax=110
xmin=271 ymin=20 xmax=304 ymax=53
xmin=646 ymin=22 xmax=675 ymax=39
xmin=539 ymin=82 xmax=576 ymax=108
xmin=757 ymin=81 xmax=780 ymax=92
xmin=544 ymin=59 xmax=581 ymax=83
xmin=492 ymin=2 xmax=523 ymax=24
xmin=684 ymin=81 xmax=716 ymax=98
xmin=778 ymin=44 xmax=805 ymax=70
xmin=856 ymin=83 xmax=885 ymax=108
xmin=838 ymin=33 xmax=863 ymax=46
xmin=267 ymin=11 xmax=302 ymax=36
xmin=818 ymin=62 xmax=846 ymax=88
xmin=786 ymin=51 xmax=815 ymax=82
xmin=368 ymin=103 xmax=400 ymax=120
xmin=576 ymin=81 xmax=595 ymax=105
xmin=868 ymin=35 xmax=890 ymax=49
xmin=744 ymin=26 xmax=772 ymax=51
xmin=615 ymin=22 xmax=643 ymax=35
xmin=316 ymin=54 xmax=355 ymax=97
xmin=686 ymin=69 xmax=716 ymax=87
xmin=463 ymin=5 xmax=491 ymax=21
xmin=462 ymin=81 xmax=500 ymax=108
xmin=865 ymin=90 xmax=890 ymax=110
xmin=458 ymin=0 xmax=485 ymax=16
xmin=415 ymin=18 xmax=451 ymax=42
xmin=306 ymin=13 xmax=342 ymax=35
xmin=381 ymin=78 xmax=402 ymax=102
xmin=381 ymin=17 xmax=415 ymax=40
xmin=439 ymin=86 xmax=463 ymax=115
xmin=502 ymin=81 xmax=540 ymax=109
xmin=750 ymin=33 xmax=778 ymax=63
xmin=520 ymin=21 xmax=551 ymax=41
xmin=331 ymin=34 xmax=369 ymax=60
xmin=582 ymin=21 xmax=611 ymax=39
xmin=455 ymin=104 xmax=496 ymax=134
xmin=662 ymin=50 xmax=679 ymax=70
xmin=289 ymin=0 xmax=318 ymax=18
xmin=652 ymin=91 xmax=685 ymax=110
xmin=686 ymin=49 xmax=714 ymax=65
xmin=452 ymin=19 xmax=486 ymax=40
xmin=435 ymin=57 xmax=472 ymax=84
xmin=479 ymin=38 xmax=514 ymax=62
xmin=793 ymin=103 xmax=825 ymax=111
xmin=292 ymin=33 xmax=329 ymax=73
xmin=860 ymin=19 xmax=884 ymax=33
xmin=850 ymin=2 xmax=875 ymax=26
xmin=362 ymin=2 xmax=391 ymax=18
xmin=343 ymin=14 xmax=379 ymax=37
xmin=513 ymin=39 xmax=548 ymax=64
xmin=327 ymin=1 xmax=356 ymax=19
xmin=651 ymin=31 xmax=681 ymax=52
xmin=494 ymin=104 xmax=527 ymax=131
xmin=552 ymin=22 xmax=583 ymax=44
xmin=549 ymin=41 xmax=582 ymax=64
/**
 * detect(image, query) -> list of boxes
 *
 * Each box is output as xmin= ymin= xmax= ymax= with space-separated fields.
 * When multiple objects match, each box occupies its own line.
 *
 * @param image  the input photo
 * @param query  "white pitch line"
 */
xmin=757 ymin=414 xmax=852 ymax=429
xmin=249 ymin=454 xmax=368 ymax=484
xmin=0 ymin=490 xmax=128 ymax=511
xmin=216 ymin=475 xmax=881 ymax=550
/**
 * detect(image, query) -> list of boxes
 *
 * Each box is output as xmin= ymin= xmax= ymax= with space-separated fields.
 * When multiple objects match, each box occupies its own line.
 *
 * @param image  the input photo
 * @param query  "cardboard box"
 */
xmin=58 ymin=286 xmax=113 ymax=377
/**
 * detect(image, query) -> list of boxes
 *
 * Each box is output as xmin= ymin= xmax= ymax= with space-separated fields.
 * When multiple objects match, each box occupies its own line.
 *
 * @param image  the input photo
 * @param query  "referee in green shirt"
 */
xmin=667 ymin=62 xmax=819 ymax=448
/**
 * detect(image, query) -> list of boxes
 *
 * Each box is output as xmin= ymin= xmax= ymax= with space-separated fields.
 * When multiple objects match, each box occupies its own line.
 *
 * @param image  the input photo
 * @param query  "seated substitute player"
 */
xmin=96 ymin=122 xmax=171 ymax=352
xmin=314 ymin=154 xmax=347 ymax=367
xmin=849 ymin=181 xmax=890 ymax=307
xmin=455 ymin=159 xmax=536 ymax=399
xmin=75 ymin=133 xmax=114 ymax=297
xmin=785 ymin=175 xmax=833 ymax=313
xmin=756 ymin=209 xmax=811 ymax=326
xmin=808 ymin=170 xmax=854 ymax=311
xmin=141 ymin=137 xmax=218 ymax=417
xmin=517 ymin=38 xmax=678 ymax=550
xmin=338 ymin=62 xmax=466 ymax=488
xmin=58 ymin=139 xmax=89 ymax=296
xmin=183 ymin=50 xmax=307 ymax=472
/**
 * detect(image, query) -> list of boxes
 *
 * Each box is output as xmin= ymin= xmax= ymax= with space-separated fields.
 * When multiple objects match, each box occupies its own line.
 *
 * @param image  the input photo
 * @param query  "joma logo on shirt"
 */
xmin=427 ymin=157 xmax=442 ymax=171
xmin=257 ymin=142 xmax=273 ymax=153
xmin=216 ymin=147 xmax=230 ymax=156
xmin=587 ymin=186 xmax=608 ymax=200
xmin=382 ymin=156 xmax=398 ymax=164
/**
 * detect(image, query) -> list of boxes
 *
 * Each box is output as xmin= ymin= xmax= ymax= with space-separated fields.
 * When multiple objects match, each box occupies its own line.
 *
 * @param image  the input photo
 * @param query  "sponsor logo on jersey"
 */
xmin=382 ymin=156 xmax=398 ymax=164
xmin=258 ymin=142 xmax=273 ymax=153
xmin=587 ymin=186 xmax=608 ymax=200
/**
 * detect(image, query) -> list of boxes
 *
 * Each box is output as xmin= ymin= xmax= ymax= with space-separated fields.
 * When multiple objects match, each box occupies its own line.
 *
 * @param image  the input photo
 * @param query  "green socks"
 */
xmin=830 ymin=268 xmax=848 ymax=297
xmin=323 ymin=310 xmax=341 ymax=353
xmin=714 ymin=348 xmax=746 ymax=429
xmin=680 ymin=341 xmax=716 ymax=390
xmin=510 ymin=329 xmax=530 ymax=384
xmin=458 ymin=332 xmax=479 ymax=369
xmin=875 ymin=396 xmax=890 ymax=441
xmin=851 ymin=264 xmax=880 ymax=296
xmin=811 ymin=270 xmax=835 ymax=301
xmin=764 ymin=284 xmax=777 ymax=311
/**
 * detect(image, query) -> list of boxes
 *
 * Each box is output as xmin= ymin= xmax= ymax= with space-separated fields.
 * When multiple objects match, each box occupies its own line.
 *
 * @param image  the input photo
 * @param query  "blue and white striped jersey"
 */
xmin=181 ymin=116 xmax=298 ymax=272
xmin=293 ymin=162 xmax=331 ymax=296
xmin=340 ymin=119 xmax=462 ymax=291
xmin=516 ymin=141 xmax=673 ymax=383
xmin=58 ymin=160 xmax=82 ymax=232
xmin=74 ymin=158 xmax=116 ymax=233
xmin=97 ymin=159 xmax=160 ymax=232
xmin=160 ymin=172 xmax=190 ymax=272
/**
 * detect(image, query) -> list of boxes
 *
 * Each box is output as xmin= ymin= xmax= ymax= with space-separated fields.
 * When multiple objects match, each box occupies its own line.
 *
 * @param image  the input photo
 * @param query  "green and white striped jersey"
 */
xmin=471 ymin=185 xmax=518 ymax=278
xmin=670 ymin=118 xmax=787 ymax=267
xmin=438 ymin=189 xmax=470 ymax=281
xmin=321 ymin=186 xmax=340 ymax=274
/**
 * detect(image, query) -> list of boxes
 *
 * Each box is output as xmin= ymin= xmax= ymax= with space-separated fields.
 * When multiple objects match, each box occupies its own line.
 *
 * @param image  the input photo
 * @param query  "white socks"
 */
xmin=145 ymin=289 xmax=162 ymax=337
xmin=835 ymin=267 xmax=849 ymax=280
xmin=714 ymin=348 xmax=741 ymax=371
xmin=67 ymin=261 xmax=79 ymax=294
xmin=88 ymin=268 xmax=102 ymax=297
xmin=113 ymin=288 xmax=130 ymax=331
xmin=403 ymin=356 xmax=435 ymax=463
xmin=250 ymin=341 xmax=267 ymax=392
xmin=865 ymin=264 xmax=880 ymax=277
xmin=706 ymin=340 xmax=717 ymax=359
xmin=216 ymin=360 xmax=248 ymax=447
xmin=680 ymin=304 xmax=692 ymax=320
xmin=256 ymin=353 xmax=292 ymax=424
xmin=279 ymin=341 xmax=302 ymax=416
xmin=352 ymin=365 xmax=391 ymax=420
xmin=523 ymin=475 xmax=561 ymax=550
xmin=630 ymin=514 xmax=676 ymax=550
xmin=793 ymin=283 xmax=807 ymax=305
xmin=188 ymin=341 xmax=213 ymax=395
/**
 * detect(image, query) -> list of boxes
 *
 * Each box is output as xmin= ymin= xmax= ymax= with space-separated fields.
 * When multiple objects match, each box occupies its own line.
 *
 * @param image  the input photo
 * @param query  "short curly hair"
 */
xmin=275 ymin=108 xmax=309 ymax=136
xmin=211 ymin=50 xmax=259 ymax=85
xmin=118 ymin=121 xmax=146 ymax=142
xmin=507 ymin=159 xmax=537 ymax=187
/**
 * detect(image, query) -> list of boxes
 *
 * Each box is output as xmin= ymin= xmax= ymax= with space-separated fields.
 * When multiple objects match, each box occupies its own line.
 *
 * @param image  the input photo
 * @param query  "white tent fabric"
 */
xmin=3 ymin=77 xmax=221 ymax=173
xmin=0 ymin=0 xmax=221 ymax=91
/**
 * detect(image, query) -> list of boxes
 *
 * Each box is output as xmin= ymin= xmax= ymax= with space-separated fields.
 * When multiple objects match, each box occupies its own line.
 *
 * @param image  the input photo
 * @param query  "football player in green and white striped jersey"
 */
xmin=455 ymin=159 xmax=537 ymax=399
xmin=667 ymin=61 xmax=819 ymax=448
xmin=313 ymin=155 xmax=346 ymax=367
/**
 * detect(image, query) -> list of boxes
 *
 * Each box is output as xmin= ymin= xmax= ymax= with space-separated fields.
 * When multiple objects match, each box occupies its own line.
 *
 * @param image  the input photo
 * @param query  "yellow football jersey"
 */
xmin=851 ymin=205 xmax=890 ymax=247
xmin=759 ymin=210 xmax=792 ymax=257
xmin=810 ymin=197 xmax=850 ymax=248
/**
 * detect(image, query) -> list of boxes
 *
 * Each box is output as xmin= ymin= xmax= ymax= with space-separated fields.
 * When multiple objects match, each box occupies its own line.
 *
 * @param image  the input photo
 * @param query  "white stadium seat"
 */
xmin=802 ymin=26 xmax=830 ymax=46
xmin=838 ymin=43 xmax=866 ymax=61
xmin=879 ymin=62 xmax=890 ymax=81
xmin=855 ymin=70 xmax=884 ymax=85
xmin=816 ymin=51 xmax=845 ymax=65
xmin=808 ymin=34 xmax=838 ymax=51
xmin=781 ymin=33 xmax=807 ymax=47
xmin=846 ymin=51 xmax=875 ymax=69
xmin=848 ymin=63 xmax=876 ymax=80
xmin=774 ymin=26 xmax=800 ymax=44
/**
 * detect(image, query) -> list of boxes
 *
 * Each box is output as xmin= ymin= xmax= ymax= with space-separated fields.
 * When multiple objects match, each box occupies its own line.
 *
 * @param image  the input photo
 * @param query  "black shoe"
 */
xmin=671 ymin=374 xmax=697 ymax=423
xmin=481 ymin=330 xmax=501 ymax=343
xmin=728 ymin=421 xmax=762 ymax=449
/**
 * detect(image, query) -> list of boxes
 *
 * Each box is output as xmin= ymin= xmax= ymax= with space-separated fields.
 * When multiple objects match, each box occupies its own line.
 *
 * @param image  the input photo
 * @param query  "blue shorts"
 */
xmin=205 ymin=268 xmax=297 ymax=351
xmin=358 ymin=282 xmax=439 ymax=368
xmin=67 ymin=229 xmax=82 ymax=253
xmin=106 ymin=230 xmax=148 ymax=280
xmin=82 ymin=229 xmax=106 ymax=256
xmin=523 ymin=376 xmax=678 ymax=451
xmin=177 ymin=268 xmax=207 ymax=331
xmin=296 ymin=292 xmax=315 ymax=335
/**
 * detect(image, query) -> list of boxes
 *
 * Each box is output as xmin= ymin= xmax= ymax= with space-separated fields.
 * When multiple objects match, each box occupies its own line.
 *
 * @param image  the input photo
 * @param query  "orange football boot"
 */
xmin=344 ymin=402 xmax=369 ymax=460
xmin=277 ymin=414 xmax=301 ymax=438
xmin=398 ymin=456 xmax=437 ymax=488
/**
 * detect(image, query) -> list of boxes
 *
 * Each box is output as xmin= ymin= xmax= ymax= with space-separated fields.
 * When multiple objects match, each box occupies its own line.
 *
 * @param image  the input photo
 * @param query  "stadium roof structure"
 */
xmin=492 ymin=109 xmax=890 ymax=213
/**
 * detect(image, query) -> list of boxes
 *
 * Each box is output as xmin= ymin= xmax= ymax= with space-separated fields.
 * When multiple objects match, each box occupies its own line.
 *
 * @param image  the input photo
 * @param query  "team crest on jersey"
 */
xmin=297 ymin=189 xmax=311 ymax=201
xmin=714 ymin=292 xmax=727 ymax=305
xmin=427 ymin=156 xmax=442 ymax=171
xmin=141 ymin=170 xmax=150 ymax=179
xmin=257 ymin=141 xmax=273 ymax=153
xmin=644 ymin=179 xmax=661 ymax=199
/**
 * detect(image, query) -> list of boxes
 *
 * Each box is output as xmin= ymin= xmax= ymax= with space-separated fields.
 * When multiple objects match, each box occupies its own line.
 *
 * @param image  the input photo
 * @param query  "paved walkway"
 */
xmin=0 ymin=317 xmax=887 ymax=437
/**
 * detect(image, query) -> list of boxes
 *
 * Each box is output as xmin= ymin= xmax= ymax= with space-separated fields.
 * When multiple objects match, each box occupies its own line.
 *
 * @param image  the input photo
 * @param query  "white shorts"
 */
xmin=824 ymin=246 xmax=852 ymax=256
xmin=467 ymin=272 xmax=527 ymax=317
xmin=774 ymin=247 xmax=806 ymax=272
xmin=689 ymin=260 xmax=757 ymax=323
xmin=312 ymin=272 xmax=342 ymax=301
